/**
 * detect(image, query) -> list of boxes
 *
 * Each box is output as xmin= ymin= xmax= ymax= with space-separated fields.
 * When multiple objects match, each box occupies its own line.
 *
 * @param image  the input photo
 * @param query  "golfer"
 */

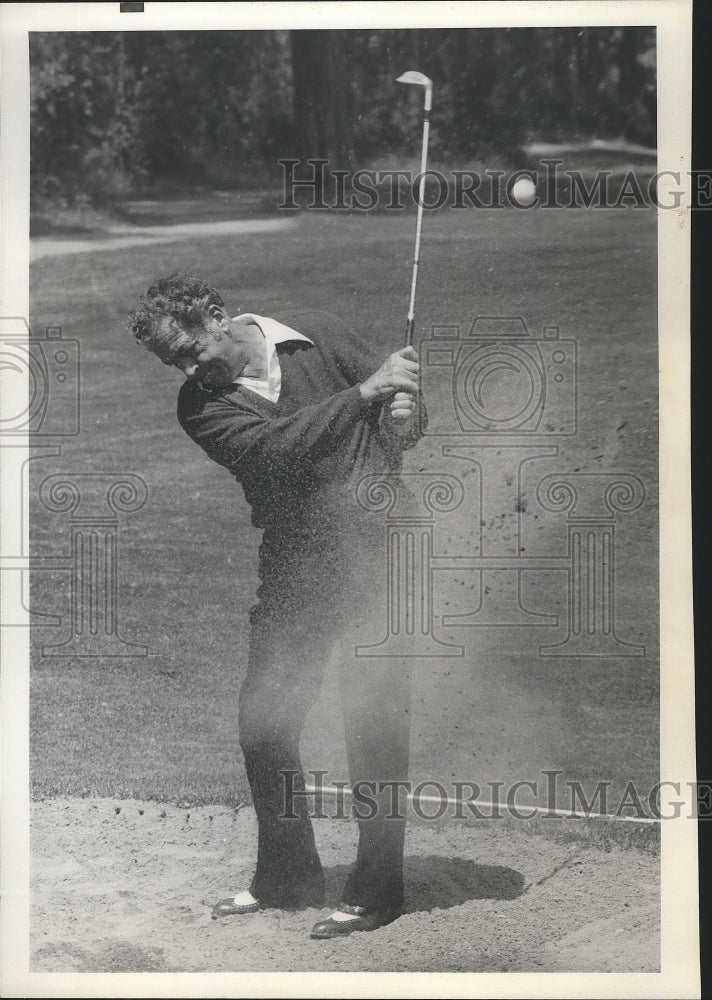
xmin=129 ymin=272 xmax=424 ymax=938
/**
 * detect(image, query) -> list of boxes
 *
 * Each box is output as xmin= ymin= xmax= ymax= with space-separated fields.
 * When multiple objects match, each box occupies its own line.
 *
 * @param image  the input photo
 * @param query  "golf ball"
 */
xmin=510 ymin=176 xmax=537 ymax=206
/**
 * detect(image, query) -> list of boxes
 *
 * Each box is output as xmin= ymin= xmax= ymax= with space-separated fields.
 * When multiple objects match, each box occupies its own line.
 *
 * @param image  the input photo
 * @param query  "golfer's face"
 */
xmin=154 ymin=317 xmax=235 ymax=389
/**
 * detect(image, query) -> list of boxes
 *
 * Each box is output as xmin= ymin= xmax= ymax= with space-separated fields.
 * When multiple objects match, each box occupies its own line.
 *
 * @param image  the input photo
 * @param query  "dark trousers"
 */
xmin=238 ymin=523 xmax=412 ymax=912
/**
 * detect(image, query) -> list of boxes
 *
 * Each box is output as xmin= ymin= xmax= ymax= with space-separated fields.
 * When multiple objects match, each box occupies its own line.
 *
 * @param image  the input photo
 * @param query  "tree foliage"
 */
xmin=30 ymin=27 xmax=656 ymax=207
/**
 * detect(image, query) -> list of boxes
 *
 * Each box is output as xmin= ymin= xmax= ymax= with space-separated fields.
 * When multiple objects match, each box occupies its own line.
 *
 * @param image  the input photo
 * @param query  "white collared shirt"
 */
xmin=232 ymin=313 xmax=313 ymax=403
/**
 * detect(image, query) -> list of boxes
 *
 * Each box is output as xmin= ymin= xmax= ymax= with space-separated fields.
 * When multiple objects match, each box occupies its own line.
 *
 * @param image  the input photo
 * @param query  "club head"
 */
xmin=396 ymin=71 xmax=433 ymax=111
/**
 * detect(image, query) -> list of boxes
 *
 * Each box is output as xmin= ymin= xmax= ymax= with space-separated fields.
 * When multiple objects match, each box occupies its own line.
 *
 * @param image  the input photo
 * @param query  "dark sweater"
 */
xmin=177 ymin=310 xmax=420 ymax=531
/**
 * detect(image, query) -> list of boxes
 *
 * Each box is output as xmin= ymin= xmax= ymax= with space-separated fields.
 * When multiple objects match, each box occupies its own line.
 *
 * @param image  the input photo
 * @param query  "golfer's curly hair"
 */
xmin=128 ymin=272 xmax=225 ymax=350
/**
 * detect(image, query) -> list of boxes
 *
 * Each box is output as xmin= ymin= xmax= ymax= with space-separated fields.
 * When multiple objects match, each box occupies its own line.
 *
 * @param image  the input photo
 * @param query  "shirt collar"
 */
xmin=232 ymin=313 xmax=313 ymax=349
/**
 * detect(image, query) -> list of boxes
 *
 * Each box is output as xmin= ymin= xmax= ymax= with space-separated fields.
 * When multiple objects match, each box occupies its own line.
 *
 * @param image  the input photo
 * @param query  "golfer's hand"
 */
xmin=389 ymin=391 xmax=417 ymax=421
xmin=359 ymin=347 xmax=419 ymax=403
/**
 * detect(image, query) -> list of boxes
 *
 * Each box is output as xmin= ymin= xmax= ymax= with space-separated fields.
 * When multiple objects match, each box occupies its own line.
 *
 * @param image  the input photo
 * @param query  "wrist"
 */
xmin=359 ymin=382 xmax=375 ymax=403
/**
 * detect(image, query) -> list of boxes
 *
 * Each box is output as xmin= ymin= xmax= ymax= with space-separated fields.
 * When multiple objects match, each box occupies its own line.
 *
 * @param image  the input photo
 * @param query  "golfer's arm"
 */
xmin=283 ymin=310 xmax=381 ymax=385
xmin=179 ymin=385 xmax=370 ymax=475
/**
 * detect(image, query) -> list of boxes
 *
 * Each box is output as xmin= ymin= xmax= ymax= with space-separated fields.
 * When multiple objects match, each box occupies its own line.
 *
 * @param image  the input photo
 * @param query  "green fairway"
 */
xmin=29 ymin=204 xmax=659 ymax=811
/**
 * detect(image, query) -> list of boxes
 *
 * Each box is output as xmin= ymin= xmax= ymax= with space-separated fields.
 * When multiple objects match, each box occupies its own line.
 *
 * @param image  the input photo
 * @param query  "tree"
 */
xmin=290 ymin=30 xmax=355 ymax=172
xmin=30 ymin=27 xmax=659 ymax=208
xmin=30 ymin=32 xmax=144 ymax=206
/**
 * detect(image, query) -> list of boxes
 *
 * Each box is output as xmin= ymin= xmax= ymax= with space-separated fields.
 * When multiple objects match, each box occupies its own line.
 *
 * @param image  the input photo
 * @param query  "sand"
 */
xmin=31 ymin=797 xmax=659 ymax=974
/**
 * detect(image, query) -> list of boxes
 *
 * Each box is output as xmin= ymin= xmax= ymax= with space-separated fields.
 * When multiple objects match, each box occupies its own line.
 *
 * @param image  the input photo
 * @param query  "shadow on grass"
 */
xmin=323 ymin=856 xmax=526 ymax=913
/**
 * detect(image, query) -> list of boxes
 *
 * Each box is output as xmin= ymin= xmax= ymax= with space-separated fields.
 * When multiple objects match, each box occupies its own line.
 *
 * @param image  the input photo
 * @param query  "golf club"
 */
xmin=396 ymin=70 xmax=433 ymax=347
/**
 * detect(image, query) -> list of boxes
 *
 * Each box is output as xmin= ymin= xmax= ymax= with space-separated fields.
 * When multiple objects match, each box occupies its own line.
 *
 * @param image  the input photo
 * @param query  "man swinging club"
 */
xmin=128 ymin=272 xmax=425 ymax=938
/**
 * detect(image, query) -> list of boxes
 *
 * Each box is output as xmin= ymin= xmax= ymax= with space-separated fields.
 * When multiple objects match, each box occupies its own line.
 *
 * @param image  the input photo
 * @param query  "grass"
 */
xmin=29 ymin=202 xmax=659 ymax=828
xmin=407 ymin=809 xmax=661 ymax=856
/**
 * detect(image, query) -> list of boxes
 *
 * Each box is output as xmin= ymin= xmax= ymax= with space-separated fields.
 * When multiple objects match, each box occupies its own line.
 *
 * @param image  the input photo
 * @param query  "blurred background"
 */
xmin=30 ymin=26 xmax=656 ymax=220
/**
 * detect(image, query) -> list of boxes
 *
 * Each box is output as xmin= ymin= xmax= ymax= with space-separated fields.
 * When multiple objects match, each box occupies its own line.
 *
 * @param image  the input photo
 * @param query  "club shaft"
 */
xmin=405 ymin=114 xmax=430 ymax=346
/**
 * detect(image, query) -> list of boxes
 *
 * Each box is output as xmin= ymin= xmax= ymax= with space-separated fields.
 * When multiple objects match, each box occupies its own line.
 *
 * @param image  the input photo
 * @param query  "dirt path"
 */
xmin=31 ymin=797 xmax=659 ymax=973
xmin=30 ymin=218 xmax=297 ymax=261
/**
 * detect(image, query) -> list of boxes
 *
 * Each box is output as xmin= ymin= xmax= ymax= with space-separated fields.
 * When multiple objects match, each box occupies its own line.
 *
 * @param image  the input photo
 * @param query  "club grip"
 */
xmin=405 ymin=317 xmax=415 ymax=347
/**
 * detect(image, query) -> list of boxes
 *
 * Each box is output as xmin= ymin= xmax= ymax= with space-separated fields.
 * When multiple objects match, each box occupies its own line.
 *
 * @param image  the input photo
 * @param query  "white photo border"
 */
xmin=0 ymin=2 xmax=698 ymax=997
